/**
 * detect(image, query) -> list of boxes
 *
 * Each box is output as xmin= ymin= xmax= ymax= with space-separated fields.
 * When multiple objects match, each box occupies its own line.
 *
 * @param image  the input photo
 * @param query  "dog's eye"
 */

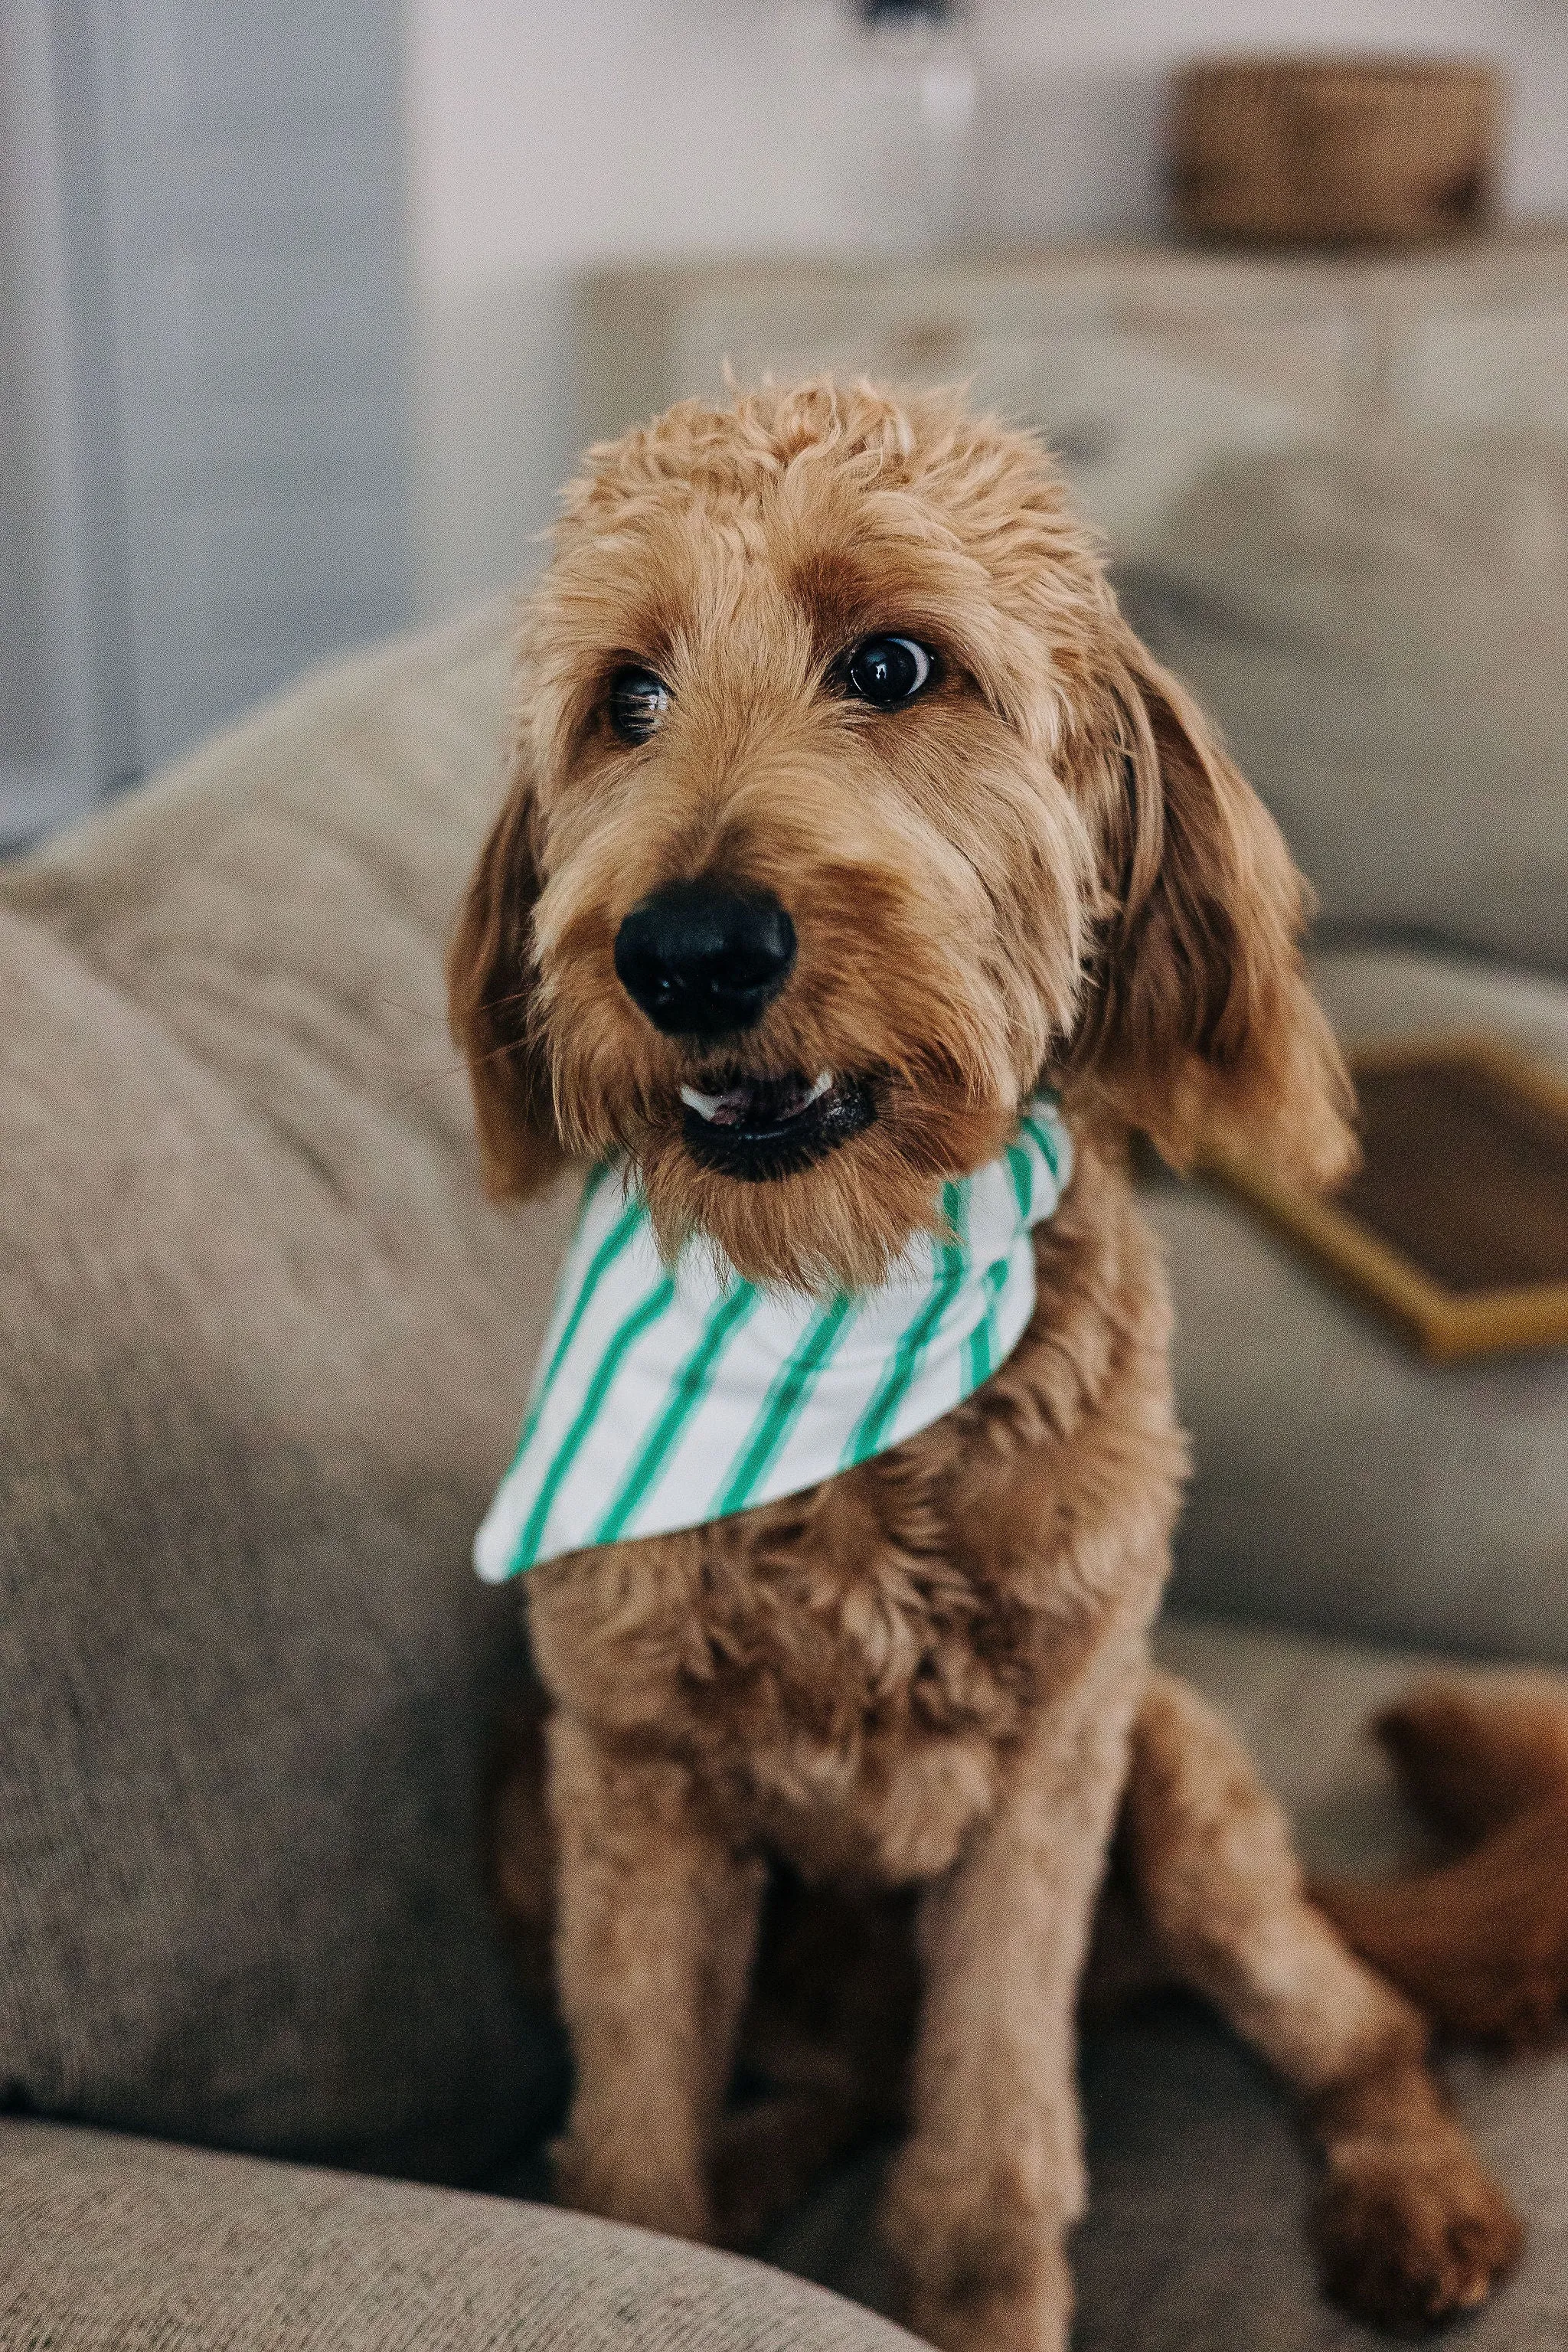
xmin=843 ymin=635 xmax=934 ymax=710
xmin=606 ymin=667 xmax=671 ymax=743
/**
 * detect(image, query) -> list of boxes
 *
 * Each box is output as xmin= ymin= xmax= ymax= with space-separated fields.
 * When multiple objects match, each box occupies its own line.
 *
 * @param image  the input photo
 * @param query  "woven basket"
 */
xmin=1168 ymin=56 xmax=1503 ymax=247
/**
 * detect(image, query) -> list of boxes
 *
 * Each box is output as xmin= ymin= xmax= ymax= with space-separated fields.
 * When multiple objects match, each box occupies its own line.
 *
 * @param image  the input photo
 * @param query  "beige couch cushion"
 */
xmin=1083 ymin=1617 xmax=1568 ymax=2352
xmin=1152 ymin=944 xmax=1568 ymax=1661
xmin=1122 ymin=433 xmax=1568 ymax=973
xmin=772 ymin=1614 xmax=1568 ymax=2352
xmin=0 ymin=2118 xmax=923 ymax=2352
xmin=0 ymin=609 xmax=580 ymax=2178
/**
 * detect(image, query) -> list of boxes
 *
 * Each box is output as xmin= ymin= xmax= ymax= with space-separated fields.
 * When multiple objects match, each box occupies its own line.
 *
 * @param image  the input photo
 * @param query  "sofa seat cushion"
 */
xmin=0 ymin=609 xmax=580 ymax=2181
xmin=0 ymin=2118 xmax=923 ymax=2352
xmin=1152 ymin=944 xmax=1568 ymax=1662
xmin=1083 ymin=1613 xmax=1568 ymax=2350
xmin=768 ymin=1612 xmax=1568 ymax=2350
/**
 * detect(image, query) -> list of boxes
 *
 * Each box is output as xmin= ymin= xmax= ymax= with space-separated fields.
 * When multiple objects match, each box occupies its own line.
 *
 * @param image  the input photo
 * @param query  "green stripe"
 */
xmin=964 ymin=1312 xmax=992 ymax=1393
xmin=499 ymin=1175 xmax=641 ymax=1481
xmin=512 ymin=1272 xmax=676 ymax=1567
xmin=1004 ymin=1142 xmax=1034 ymax=1220
xmin=595 ymin=1280 xmax=761 ymax=1543
xmin=1020 ymin=1109 xmax=1061 ymax=1185
xmin=842 ymin=1182 xmax=969 ymax=1467
xmin=964 ymin=1255 xmax=1012 ymax=1393
xmin=537 ymin=1168 xmax=634 ymax=1393
xmin=717 ymin=1293 xmax=857 ymax=1514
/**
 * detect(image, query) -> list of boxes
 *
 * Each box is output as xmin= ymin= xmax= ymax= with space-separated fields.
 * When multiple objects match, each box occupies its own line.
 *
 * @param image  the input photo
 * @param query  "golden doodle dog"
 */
xmin=449 ymin=379 xmax=1520 ymax=2350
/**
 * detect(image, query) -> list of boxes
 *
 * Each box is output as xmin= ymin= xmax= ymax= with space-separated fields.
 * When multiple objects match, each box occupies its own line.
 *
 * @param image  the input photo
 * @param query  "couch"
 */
xmin=4 ymin=524 xmax=1566 ymax=2347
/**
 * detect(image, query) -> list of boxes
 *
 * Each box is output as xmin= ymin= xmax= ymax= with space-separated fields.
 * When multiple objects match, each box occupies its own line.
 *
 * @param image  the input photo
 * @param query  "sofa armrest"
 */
xmin=0 ymin=2118 xmax=923 ymax=2351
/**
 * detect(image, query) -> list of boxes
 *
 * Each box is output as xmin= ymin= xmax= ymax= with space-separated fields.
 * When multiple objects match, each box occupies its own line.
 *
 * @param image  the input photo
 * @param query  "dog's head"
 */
xmin=450 ymin=380 xmax=1352 ymax=1292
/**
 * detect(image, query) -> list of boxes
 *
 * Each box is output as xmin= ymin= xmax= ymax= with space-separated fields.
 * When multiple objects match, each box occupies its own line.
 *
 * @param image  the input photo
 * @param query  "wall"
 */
xmin=407 ymin=0 xmax=1568 ymax=622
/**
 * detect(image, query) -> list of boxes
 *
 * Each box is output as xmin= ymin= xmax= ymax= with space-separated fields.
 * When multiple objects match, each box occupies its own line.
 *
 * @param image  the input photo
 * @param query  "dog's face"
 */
xmin=452 ymin=381 xmax=1351 ymax=1292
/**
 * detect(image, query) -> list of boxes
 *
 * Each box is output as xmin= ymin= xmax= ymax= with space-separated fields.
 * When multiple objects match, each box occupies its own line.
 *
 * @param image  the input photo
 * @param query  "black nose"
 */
xmin=614 ymin=881 xmax=796 ymax=1038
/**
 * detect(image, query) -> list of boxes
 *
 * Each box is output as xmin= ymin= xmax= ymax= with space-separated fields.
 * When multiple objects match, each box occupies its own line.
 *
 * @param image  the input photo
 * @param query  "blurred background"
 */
xmin=411 ymin=0 xmax=1568 ymax=610
xmin=3 ymin=1 xmax=1566 ymax=844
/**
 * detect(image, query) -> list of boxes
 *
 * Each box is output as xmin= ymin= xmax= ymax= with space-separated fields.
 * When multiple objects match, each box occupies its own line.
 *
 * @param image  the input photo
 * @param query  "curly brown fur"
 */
xmin=453 ymin=380 xmax=1511 ymax=2346
xmin=486 ymin=1654 xmax=1522 ymax=2323
xmin=1315 ymin=1677 xmax=1568 ymax=2049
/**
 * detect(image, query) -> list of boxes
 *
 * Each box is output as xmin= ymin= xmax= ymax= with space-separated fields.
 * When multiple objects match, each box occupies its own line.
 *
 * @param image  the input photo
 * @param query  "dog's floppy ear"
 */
xmin=1074 ymin=631 xmax=1355 ymax=1191
xmin=446 ymin=746 xmax=565 ymax=1199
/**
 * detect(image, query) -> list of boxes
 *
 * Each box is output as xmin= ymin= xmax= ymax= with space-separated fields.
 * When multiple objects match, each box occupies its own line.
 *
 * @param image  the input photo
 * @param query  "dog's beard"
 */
xmin=541 ymin=975 xmax=1074 ymax=1290
xmin=619 ymin=1073 xmax=1019 ymax=1293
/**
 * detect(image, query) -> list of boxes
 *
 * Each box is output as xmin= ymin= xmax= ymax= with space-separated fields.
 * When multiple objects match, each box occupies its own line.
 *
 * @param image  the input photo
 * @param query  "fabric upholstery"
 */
xmin=0 ymin=2119 xmax=922 ymax=2352
xmin=0 ymin=608 xmax=580 ymax=2180
xmin=1121 ymin=432 xmax=1568 ymax=974
xmin=1155 ymin=945 xmax=1568 ymax=1662
xmin=770 ymin=1614 xmax=1568 ymax=2352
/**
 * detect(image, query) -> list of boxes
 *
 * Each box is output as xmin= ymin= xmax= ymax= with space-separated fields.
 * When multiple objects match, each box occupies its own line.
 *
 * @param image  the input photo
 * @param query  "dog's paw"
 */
xmin=904 ymin=2266 xmax=1072 ymax=2352
xmin=884 ymin=2151 xmax=1073 ymax=2352
xmin=1315 ymin=2147 xmax=1523 ymax=2331
xmin=550 ymin=2128 xmax=713 ymax=2243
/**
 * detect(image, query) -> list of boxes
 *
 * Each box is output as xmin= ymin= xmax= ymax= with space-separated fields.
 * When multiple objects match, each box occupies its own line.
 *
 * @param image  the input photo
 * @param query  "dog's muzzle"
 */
xmin=614 ymin=880 xmax=795 ymax=1039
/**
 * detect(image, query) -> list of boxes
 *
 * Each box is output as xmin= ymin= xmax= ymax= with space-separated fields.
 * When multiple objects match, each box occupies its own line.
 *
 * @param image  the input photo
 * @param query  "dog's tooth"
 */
xmin=680 ymin=1085 xmax=727 ymax=1122
xmin=805 ymin=1070 xmax=835 ymax=1105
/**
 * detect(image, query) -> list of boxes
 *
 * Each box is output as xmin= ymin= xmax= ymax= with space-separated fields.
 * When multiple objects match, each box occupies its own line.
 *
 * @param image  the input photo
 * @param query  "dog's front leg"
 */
xmin=882 ymin=1631 xmax=1145 ymax=2352
xmin=547 ymin=1708 xmax=765 ymax=2242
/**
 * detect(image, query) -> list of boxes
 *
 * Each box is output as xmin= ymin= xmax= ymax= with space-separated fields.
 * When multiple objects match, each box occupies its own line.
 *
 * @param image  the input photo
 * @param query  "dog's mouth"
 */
xmin=678 ymin=1068 xmax=877 ymax=1181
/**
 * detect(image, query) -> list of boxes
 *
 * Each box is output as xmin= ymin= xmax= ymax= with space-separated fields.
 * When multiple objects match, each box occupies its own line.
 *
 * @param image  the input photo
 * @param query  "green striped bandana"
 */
xmin=474 ymin=1096 xmax=1072 ymax=1580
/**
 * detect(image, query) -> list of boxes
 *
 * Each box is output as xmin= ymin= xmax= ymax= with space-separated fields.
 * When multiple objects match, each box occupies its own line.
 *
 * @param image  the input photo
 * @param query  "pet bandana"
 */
xmin=474 ymin=1096 xmax=1072 ymax=1579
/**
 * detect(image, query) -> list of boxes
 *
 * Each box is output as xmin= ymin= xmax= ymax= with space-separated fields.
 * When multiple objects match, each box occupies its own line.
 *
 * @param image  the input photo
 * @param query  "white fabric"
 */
xmin=475 ymin=1100 xmax=1072 ymax=1577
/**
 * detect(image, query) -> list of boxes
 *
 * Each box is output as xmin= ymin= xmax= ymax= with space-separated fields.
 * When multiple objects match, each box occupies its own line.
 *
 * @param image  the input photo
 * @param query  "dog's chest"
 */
xmin=533 ymin=1442 xmax=1051 ymax=1884
xmin=526 ymin=1178 xmax=1184 ymax=1888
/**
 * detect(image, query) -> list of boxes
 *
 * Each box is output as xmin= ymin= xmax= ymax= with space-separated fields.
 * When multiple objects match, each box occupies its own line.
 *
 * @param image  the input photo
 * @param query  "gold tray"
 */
xmin=1202 ymin=1035 xmax=1568 ymax=1363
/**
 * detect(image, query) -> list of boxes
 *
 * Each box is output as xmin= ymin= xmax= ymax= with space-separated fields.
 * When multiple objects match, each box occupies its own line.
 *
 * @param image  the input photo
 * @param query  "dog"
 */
xmin=449 ymin=379 xmax=1520 ymax=2350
